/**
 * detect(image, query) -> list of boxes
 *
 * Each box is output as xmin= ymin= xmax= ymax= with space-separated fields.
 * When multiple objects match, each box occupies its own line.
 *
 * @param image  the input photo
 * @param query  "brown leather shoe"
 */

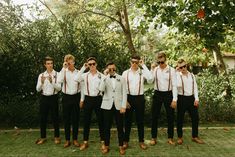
xmin=101 ymin=146 xmax=109 ymax=154
xmin=119 ymin=146 xmax=125 ymax=155
xmin=123 ymin=142 xmax=128 ymax=149
xmin=54 ymin=137 xmax=61 ymax=144
xmin=35 ymin=138 xmax=46 ymax=145
xmin=80 ymin=142 xmax=88 ymax=151
xmin=177 ymin=138 xmax=183 ymax=145
xmin=63 ymin=140 xmax=71 ymax=148
xmin=167 ymin=138 xmax=175 ymax=145
xmin=192 ymin=137 xmax=204 ymax=144
xmin=150 ymin=138 xmax=157 ymax=146
xmin=73 ymin=140 xmax=80 ymax=147
xmin=139 ymin=142 xmax=147 ymax=150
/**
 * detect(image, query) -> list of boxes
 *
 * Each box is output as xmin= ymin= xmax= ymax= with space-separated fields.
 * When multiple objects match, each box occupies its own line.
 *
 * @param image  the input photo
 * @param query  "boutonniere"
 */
xmin=98 ymin=73 xmax=101 ymax=79
xmin=116 ymin=78 xmax=121 ymax=82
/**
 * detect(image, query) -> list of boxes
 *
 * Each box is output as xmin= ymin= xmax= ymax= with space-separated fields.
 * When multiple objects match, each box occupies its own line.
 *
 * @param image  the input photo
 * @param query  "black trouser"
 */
xmin=103 ymin=105 xmax=124 ymax=146
xmin=39 ymin=94 xmax=60 ymax=138
xmin=62 ymin=93 xmax=80 ymax=141
xmin=124 ymin=95 xmax=145 ymax=143
xmin=83 ymin=95 xmax=105 ymax=141
xmin=177 ymin=95 xmax=199 ymax=138
xmin=151 ymin=90 xmax=175 ymax=139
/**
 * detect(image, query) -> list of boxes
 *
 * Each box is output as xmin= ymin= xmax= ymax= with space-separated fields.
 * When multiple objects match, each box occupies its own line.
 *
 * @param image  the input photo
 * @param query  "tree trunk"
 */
xmin=117 ymin=1 xmax=136 ymax=54
xmin=212 ymin=44 xmax=226 ymax=74
xmin=212 ymin=43 xmax=232 ymax=98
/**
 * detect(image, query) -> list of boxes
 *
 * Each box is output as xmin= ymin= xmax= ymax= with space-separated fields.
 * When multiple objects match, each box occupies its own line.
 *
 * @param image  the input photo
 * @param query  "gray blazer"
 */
xmin=99 ymin=74 xmax=127 ymax=110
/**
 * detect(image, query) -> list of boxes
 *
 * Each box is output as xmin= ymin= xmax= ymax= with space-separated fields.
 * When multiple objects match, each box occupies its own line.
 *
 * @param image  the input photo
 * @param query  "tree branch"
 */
xmin=38 ymin=0 xmax=59 ymax=22
xmin=84 ymin=9 xmax=126 ymax=31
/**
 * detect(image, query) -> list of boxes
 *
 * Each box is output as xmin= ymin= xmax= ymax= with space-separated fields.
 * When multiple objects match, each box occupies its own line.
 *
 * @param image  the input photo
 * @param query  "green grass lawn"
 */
xmin=0 ymin=128 xmax=235 ymax=157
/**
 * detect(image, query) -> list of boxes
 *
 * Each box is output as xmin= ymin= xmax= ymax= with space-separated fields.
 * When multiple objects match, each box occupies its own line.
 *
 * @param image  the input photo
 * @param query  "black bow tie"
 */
xmin=110 ymin=75 xmax=116 ymax=78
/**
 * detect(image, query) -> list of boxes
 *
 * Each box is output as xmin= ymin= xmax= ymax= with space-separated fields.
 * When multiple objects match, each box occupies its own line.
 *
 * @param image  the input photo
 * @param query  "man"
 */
xmin=99 ymin=62 xmax=127 ymax=155
xmin=176 ymin=59 xmax=204 ymax=145
xmin=76 ymin=57 xmax=105 ymax=151
xmin=150 ymin=52 xmax=177 ymax=145
xmin=58 ymin=54 xmax=85 ymax=148
xmin=36 ymin=56 xmax=61 ymax=145
xmin=122 ymin=54 xmax=153 ymax=150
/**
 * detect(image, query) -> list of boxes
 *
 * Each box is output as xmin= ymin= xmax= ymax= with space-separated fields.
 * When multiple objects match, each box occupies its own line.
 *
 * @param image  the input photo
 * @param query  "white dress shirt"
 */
xmin=36 ymin=70 xmax=61 ymax=96
xmin=57 ymin=68 xmax=83 ymax=95
xmin=152 ymin=65 xmax=177 ymax=101
xmin=122 ymin=64 xmax=153 ymax=95
xmin=75 ymin=70 xmax=105 ymax=101
xmin=176 ymin=71 xmax=199 ymax=101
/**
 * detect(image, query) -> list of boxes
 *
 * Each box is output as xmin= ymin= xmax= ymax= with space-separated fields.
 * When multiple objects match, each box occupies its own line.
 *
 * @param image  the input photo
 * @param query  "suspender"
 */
xmin=53 ymin=72 xmax=57 ymax=95
xmin=155 ymin=67 xmax=171 ymax=91
xmin=64 ymin=70 xmax=80 ymax=94
xmin=86 ymin=73 xmax=90 ymax=96
xmin=41 ymin=73 xmax=44 ymax=95
xmin=180 ymin=73 xmax=194 ymax=96
xmin=168 ymin=68 xmax=171 ymax=91
xmin=127 ymin=70 xmax=142 ymax=95
xmin=86 ymin=72 xmax=101 ymax=96
xmin=64 ymin=70 xmax=67 ymax=94
xmin=41 ymin=71 xmax=58 ymax=95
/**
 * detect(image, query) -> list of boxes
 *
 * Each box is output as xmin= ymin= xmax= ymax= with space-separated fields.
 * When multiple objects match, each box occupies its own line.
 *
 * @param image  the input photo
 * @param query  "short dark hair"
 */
xmin=43 ymin=56 xmax=53 ymax=64
xmin=106 ymin=61 xmax=115 ymax=67
xmin=177 ymin=59 xmax=186 ymax=64
xmin=87 ymin=57 xmax=97 ymax=62
xmin=131 ymin=54 xmax=141 ymax=60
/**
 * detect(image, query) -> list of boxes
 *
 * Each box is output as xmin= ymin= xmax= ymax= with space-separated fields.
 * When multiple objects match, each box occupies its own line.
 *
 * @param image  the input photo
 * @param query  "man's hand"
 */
xmin=80 ymin=101 xmax=84 ymax=109
xmin=139 ymin=59 xmax=144 ymax=66
xmin=83 ymin=63 xmax=88 ymax=69
xmin=171 ymin=101 xmax=177 ymax=109
xmin=48 ymin=75 xmax=52 ymax=83
xmin=41 ymin=75 xmax=46 ymax=84
xmin=63 ymin=62 xmax=68 ymax=69
xmin=120 ymin=108 xmax=126 ymax=114
xmin=151 ymin=63 xmax=157 ymax=71
xmin=103 ymin=69 xmax=109 ymax=75
xmin=126 ymin=102 xmax=131 ymax=109
xmin=194 ymin=100 xmax=199 ymax=108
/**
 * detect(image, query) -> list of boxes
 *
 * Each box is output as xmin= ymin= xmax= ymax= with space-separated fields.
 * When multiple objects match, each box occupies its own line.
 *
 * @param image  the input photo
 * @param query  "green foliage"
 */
xmin=197 ymin=70 xmax=235 ymax=122
xmin=138 ymin=0 xmax=235 ymax=48
xmin=0 ymin=2 xmax=130 ymax=127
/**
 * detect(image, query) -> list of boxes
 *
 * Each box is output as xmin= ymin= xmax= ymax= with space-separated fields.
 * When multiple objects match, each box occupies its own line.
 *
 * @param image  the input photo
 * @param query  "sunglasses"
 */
xmin=108 ymin=68 xmax=116 ymax=71
xmin=157 ymin=61 xmax=165 ymax=64
xmin=131 ymin=60 xmax=139 ymax=64
xmin=179 ymin=65 xmax=187 ymax=69
xmin=88 ymin=63 xmax=96 ymax=66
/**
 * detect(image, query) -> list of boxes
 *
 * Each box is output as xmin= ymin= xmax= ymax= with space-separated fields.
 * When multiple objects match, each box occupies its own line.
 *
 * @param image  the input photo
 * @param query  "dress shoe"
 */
xmin=177 ymin=138 xmax=183 ymax=145
xmin=101 ymin=146 xmax=109 ymax=154
xmin=73 ymin=140 xmax=80 ymax=147
xmin=54 ymin=137 xmax=61 ymax=144
xmin=139 ymin=142 xmax=147 ymax=150
xmin=119 ymin=146 xmax=125 ymax=155
xmin=167 ymin=138 xmax=175 ymax=145
xmin=35 ymin=138 xmax=47 ymax=145
xmin=63 ymin=141 xmax=71 ymax=148
xmin=123 ymin=142 xmax=128 ymax=149
xmin=192 ymin=137 xmax=204 ymax=144
xmin=80 ymin=142 xmax=88 ymax=151
xmin=150 ymin=138 xmax=157 ymax=146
